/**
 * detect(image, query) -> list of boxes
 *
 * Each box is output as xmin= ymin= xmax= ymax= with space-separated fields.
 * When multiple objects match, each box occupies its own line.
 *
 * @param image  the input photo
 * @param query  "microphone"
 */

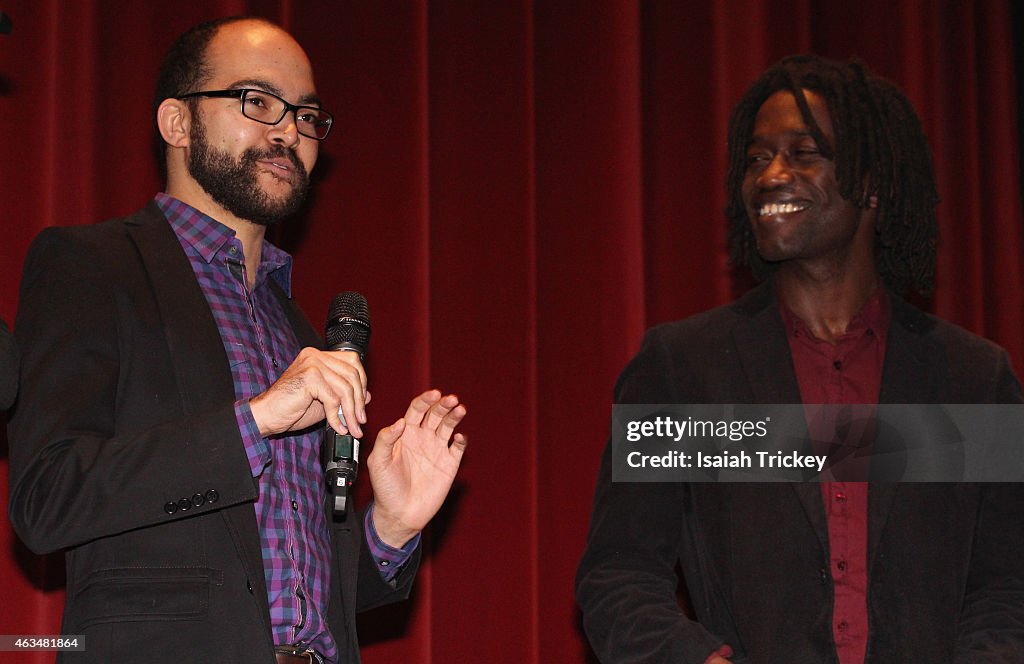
xmin=323 ymin=292 xmax=370 ymax=519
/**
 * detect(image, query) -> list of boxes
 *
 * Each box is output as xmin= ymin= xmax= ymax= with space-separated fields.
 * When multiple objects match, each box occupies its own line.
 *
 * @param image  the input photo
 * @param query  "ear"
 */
xmin=157 ymin=98 xmax=192 ymax=149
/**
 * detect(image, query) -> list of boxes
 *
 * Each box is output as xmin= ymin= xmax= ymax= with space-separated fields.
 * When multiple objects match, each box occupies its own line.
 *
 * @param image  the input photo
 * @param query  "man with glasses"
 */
xmin=8 ymin=17 xmax=467 ymax=664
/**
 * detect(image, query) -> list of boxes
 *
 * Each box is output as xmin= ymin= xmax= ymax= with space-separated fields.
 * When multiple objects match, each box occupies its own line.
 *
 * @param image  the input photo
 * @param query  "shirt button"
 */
xmin=835 ymin=491 xmax=847 ymax=503
xmin=837 ymin=621 xmax=849 ymax=632
xmin=833 ymin=360 xmax=843 ymax=370
xmin=379 ymin=560 xmax=390 ymax=567
xmin=291 ymin=500 xmax=299 ymax=511
xmin=837 ymin=560 xmax=847 ymax=572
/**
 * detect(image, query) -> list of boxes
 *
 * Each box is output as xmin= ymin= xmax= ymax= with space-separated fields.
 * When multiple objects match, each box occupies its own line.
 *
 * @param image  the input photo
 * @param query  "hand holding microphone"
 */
xmin=248 ymin=293 xmax=369 ymax=440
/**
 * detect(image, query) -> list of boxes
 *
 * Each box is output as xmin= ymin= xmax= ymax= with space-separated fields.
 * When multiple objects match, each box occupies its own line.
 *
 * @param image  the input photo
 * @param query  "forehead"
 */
xmin=751 ymin=89 xmax=834 ymax=141
xmin=204 ymin=21 xmax=316 ymax=99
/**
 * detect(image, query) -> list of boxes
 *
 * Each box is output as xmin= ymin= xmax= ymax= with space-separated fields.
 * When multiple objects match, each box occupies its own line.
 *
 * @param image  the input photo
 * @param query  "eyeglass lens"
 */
xmin=241 ymin=90 xmax=332 ymax=139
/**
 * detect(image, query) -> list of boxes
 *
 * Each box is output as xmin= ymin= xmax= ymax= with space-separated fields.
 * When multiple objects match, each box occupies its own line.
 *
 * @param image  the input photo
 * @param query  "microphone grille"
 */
xmin=326 ymin=291 xmax=371 ymax=353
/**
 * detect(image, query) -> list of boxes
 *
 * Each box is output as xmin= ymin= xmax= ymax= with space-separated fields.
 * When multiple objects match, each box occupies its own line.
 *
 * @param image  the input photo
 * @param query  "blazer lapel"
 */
xmin=125 ymin=202 xmax=235 ymax=412
xmin=731 ymin=284 xmax=829 ymax=550
xmin=868 ymin=295 xmax=937 ymax=566
xmin=731 ymin=282 xmax=803 ymax=404
xmin=879 ymin=295 xmax=941 ymax=404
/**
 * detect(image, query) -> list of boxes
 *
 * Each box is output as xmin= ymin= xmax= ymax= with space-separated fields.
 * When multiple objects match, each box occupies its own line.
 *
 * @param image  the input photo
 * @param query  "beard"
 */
xmin=187 ymin=118 xmax=311 ymax=227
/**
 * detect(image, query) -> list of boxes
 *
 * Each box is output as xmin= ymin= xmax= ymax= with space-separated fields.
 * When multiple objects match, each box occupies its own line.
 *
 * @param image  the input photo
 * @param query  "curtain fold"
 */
xmin=0 ymin=2 xmax=1020 ymax=662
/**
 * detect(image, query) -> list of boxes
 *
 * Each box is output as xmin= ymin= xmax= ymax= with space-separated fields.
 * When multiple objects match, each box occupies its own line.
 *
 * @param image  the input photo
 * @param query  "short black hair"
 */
xmin=725 ymin=54 xmax=940 ymax=295
xmin=152 ymin=16 xmax=276 ymax=166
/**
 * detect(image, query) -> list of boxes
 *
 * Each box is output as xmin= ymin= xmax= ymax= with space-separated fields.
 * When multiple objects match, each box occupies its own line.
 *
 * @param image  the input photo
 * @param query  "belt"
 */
xmin=274 ymin=647 xmax=322 ymax=664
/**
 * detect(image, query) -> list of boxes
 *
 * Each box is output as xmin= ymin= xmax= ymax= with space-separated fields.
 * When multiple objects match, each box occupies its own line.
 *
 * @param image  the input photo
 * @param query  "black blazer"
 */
xmin=0 ymin=317 xmax=16 ymax=409
xmin=8 ymin=203 xmax=417 ymax=663
xmin=576 ymin=282 xmax=1024 ymax=663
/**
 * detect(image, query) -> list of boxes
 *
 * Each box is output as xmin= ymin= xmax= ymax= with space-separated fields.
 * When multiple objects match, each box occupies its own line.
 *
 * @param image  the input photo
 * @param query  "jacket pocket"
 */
xmin=71 ymin=566 xmax=223 ymax=628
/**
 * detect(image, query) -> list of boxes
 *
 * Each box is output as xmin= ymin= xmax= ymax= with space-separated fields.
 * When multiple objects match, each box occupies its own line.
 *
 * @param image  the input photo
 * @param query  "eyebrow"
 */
xmin=746 ymin=130 xmax=817 ymax=146
xmin=228 ymin=78 xmax=323 ymax=107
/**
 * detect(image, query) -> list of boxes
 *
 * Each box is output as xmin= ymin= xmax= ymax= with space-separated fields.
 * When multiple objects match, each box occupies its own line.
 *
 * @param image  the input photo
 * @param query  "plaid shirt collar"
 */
xmin=154 ymin=192 xmax=293 ymax=296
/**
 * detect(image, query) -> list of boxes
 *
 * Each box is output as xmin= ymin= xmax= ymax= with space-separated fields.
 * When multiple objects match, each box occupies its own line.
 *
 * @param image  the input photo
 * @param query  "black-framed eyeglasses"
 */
xmin=177 ymin=88 xmax=334 ymax=140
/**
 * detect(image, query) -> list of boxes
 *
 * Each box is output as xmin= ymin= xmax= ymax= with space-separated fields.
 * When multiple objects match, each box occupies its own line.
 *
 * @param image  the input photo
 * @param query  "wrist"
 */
xmin=370 ymin=504 xmax=419 ymax=549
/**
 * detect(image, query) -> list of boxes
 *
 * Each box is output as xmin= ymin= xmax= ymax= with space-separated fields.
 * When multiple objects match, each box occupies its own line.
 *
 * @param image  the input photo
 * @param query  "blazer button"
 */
xmin=246 ymin=579 xmax=254 ymax=594
xmin=164 ymin=502 xmax=179 ymax=515
xmin=191 ymin=493 xmax=206 ymax=508
xmin=205 ymin=489 xmax=219 ymax=504
xmin=177 ymin=497 xmax=192 ymax=512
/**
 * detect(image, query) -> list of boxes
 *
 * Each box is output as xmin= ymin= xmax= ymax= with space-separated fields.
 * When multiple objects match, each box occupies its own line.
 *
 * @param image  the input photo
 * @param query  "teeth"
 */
xmin=759 ymin=202 xmax=807 ymax=216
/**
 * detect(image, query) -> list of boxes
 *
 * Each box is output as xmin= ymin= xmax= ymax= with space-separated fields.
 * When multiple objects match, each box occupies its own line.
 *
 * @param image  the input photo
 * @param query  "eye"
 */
xmin=245 ymin=93 xmax=269 ymax=109
xmin=745 ymin=152 xmax=769 ymax=169
xmin=792 ymin=142 xmax=822 ymax=160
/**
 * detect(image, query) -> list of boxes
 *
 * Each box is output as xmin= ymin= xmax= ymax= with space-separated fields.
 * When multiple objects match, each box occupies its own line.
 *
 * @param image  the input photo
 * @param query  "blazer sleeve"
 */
xmin=575 ymin=329 xmax=733 ymax=664
xmin=7 ymin=227 xmax=258 ymax=554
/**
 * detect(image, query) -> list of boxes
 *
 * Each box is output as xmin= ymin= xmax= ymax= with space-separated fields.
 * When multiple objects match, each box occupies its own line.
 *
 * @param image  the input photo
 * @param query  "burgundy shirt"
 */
xmin=782 ymin=289 xmax=889 ymax=664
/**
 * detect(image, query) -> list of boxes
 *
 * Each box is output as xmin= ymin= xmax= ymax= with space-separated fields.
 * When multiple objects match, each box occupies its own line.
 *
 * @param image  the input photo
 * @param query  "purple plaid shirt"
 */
xmin=156 ymin=194 xmax=415 ymax=662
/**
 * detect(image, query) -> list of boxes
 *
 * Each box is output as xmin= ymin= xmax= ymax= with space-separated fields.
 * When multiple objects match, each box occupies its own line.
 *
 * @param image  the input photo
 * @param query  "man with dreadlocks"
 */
xmin=576 ymin=55 xmax=1024 ymax=663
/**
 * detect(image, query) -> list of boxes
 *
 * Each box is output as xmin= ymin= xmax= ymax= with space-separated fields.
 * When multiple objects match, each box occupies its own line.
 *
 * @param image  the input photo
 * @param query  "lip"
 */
xmin=257 ymin=158 xmax=299 ymax=184
xmin=258 ymin=158 xmax=294 ymax=173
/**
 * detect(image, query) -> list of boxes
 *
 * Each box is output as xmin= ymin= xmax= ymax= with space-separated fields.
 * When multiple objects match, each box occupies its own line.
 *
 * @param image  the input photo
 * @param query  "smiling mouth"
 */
xmin=757 ymin=202 xmax=809 ymax=217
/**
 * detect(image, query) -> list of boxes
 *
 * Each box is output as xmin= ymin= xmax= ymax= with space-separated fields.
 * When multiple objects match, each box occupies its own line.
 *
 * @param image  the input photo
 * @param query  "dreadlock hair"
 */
xmin=725 ymin=54 xmax=940 ymax=295
xmin=152 ymin=16 xmax=276 ymax=170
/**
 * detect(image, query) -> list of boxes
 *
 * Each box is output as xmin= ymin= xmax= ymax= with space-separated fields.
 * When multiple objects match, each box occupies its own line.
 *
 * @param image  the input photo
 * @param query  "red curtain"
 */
xmin=0 ymin=2 xmax=1020 ymax=662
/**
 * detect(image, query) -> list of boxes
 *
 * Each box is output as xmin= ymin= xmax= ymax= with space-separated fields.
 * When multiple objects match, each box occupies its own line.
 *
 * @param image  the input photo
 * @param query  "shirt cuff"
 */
xmin=365 ymin=503 xmax=420 ymax=583
xmin=704 ymin=644 xmax=733 ymax=664
xmin=235 ymin=399 xmax=271 ymax=477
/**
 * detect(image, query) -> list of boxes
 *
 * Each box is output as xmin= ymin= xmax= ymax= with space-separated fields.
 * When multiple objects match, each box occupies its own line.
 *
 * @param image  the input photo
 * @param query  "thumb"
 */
xmin=373 ymin=417 xmax=406 ymax=457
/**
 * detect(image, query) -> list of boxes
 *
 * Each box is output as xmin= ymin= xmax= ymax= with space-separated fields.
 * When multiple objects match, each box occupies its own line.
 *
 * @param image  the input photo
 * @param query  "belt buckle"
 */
xmin=275 ymin=645 xmax=318 ymax=663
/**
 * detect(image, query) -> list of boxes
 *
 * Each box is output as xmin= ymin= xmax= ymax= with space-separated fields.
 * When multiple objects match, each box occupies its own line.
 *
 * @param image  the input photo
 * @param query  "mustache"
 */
xmin=243 ymin=145 xmax=306 ymax=176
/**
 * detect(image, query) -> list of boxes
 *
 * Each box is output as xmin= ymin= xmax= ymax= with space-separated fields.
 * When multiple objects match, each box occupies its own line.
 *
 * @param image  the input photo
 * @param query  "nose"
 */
xmin=756 ymin=153 xmax=794 ymax=188
xmin=266 ymin=110 xmax=301 ymax=148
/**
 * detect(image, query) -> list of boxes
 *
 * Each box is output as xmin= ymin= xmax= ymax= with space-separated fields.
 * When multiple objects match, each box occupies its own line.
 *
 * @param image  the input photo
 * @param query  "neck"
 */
xmin=165 ymin=175 xmax=266 ymax=289
xmin=775 ymin=268 xmax=880 ymax=343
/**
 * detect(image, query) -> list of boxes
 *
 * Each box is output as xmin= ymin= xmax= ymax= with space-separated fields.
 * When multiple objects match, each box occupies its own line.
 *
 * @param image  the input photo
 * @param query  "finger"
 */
xmin=373 ymin=417 xmax=406 ymax=459
xmin=328 ymin=350 xmax=368 ymax=391
xmin=403 ymin=389 xmax=442 ymax=424
xmin=316 ymin=357 xmax=369 ymax=437
xmin=310 ymin=367 xmax=361 ymax=437
xmin=423 ymin=393 xmax=459 ymax=431
xmin=315 ymin=377 xmax=352 ymax=436
xmin=334 ymin=389 xmax=362 ymax=438
xmin=324 ymin=351 xmax=368 ymax=423
xmin=435 ymin=404 xmax=467 ymax=442
xmin=449 ymin=432 xmax=468 ymax=464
